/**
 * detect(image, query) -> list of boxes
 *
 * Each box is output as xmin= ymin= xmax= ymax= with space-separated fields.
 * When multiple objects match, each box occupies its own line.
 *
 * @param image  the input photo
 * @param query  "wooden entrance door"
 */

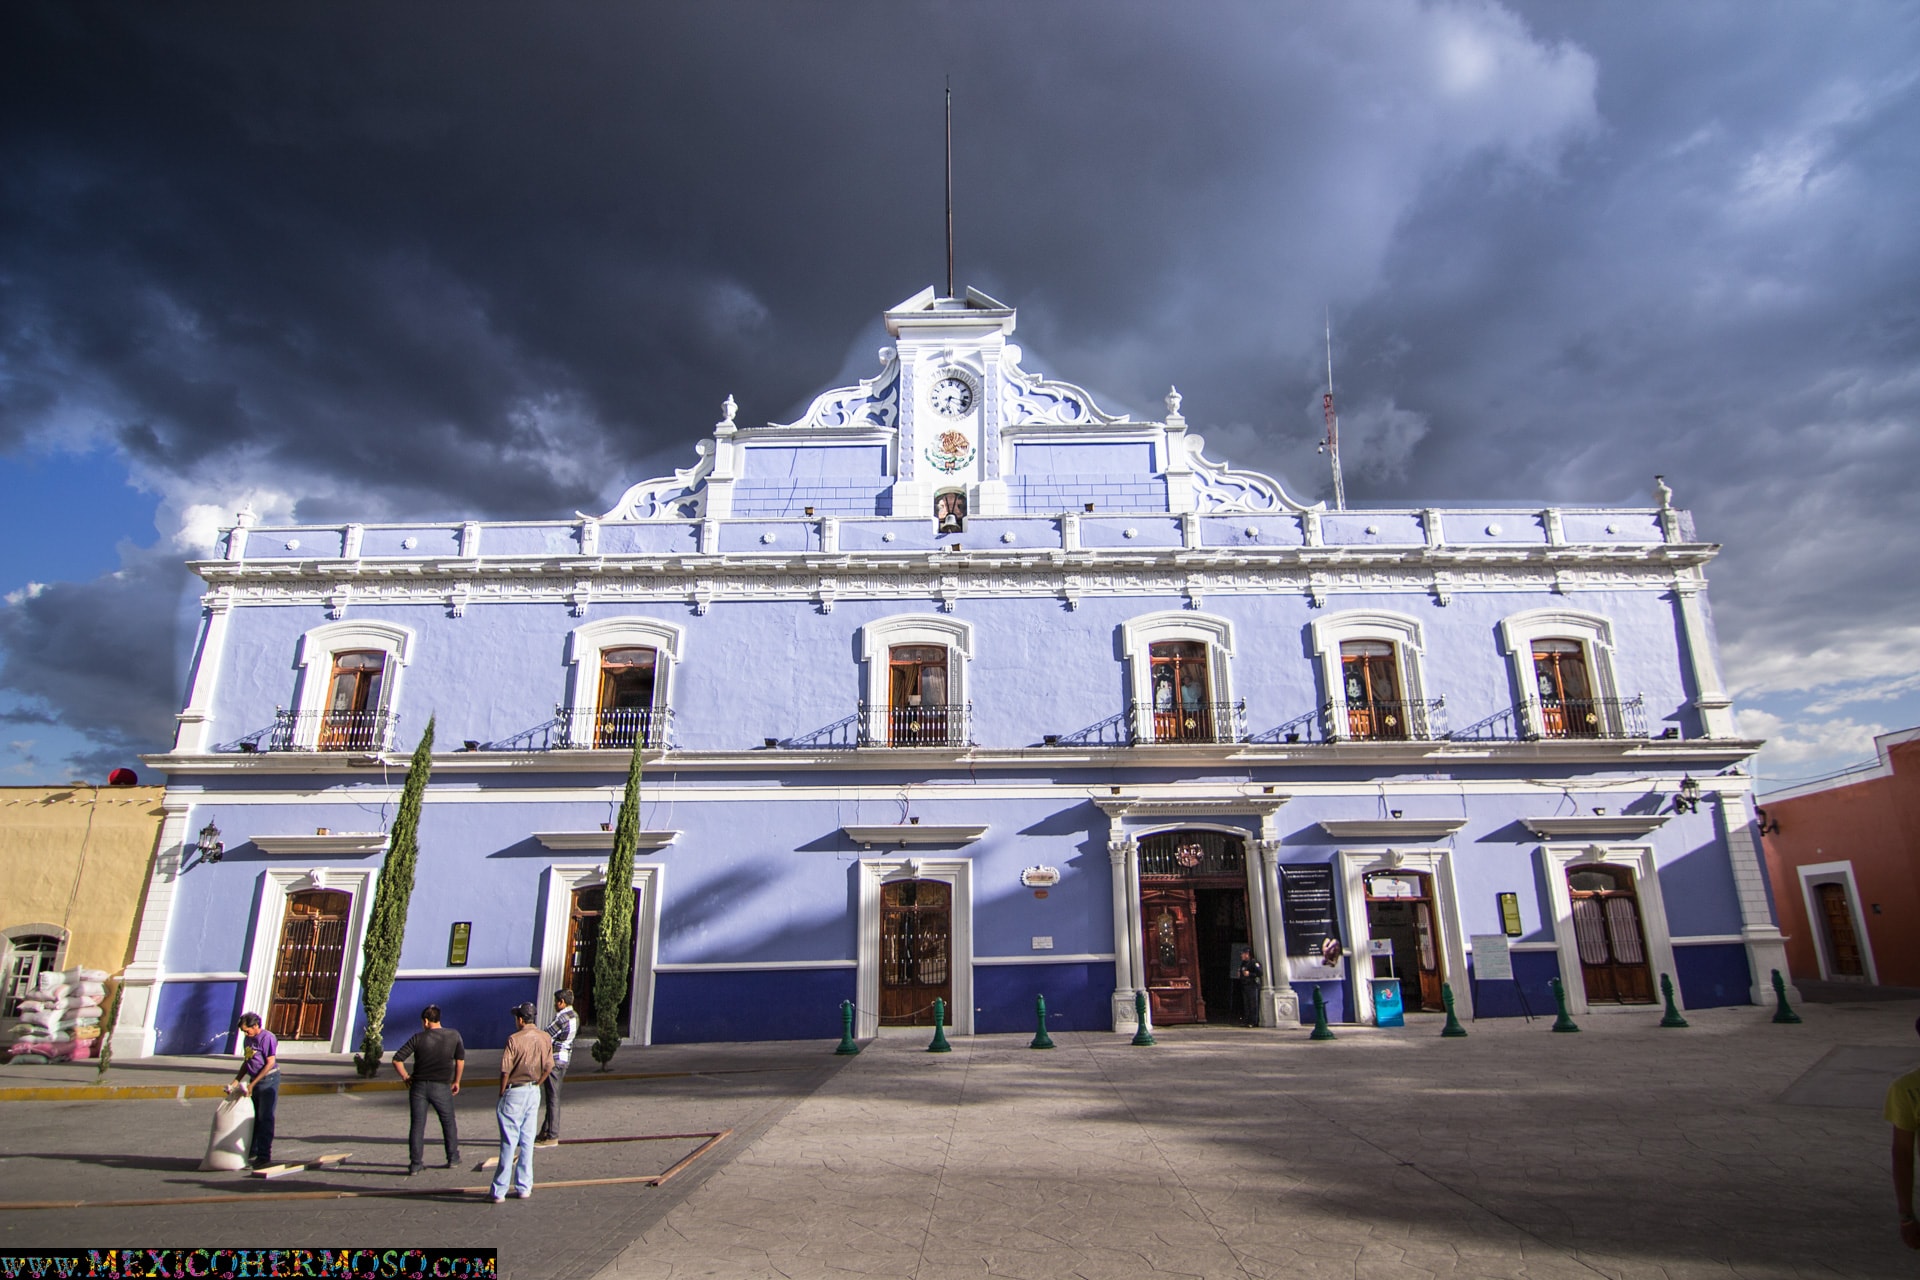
xmin=1568 ymin=865 xmax=1655 ymax=1003
xmin=566 ymin=885 xmax=639 ymax=1031
xmin=1364 ymin=873 xmax=1444 ymax=1011
xmin=879 ymin=879 xmax=951 ymax=1025
xmin=1141 ymin=885 xmax=1203 ymax=1024
xmin=267 ymin=889 xmax=351 ymax=1041
xmin=1815 ymin=882 xmax=1866 ymax=978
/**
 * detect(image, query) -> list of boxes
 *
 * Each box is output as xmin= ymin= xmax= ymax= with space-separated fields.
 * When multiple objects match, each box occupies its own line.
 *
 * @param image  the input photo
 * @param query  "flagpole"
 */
xmin=945 ymin=80 xmax=955 ymax=300
xmin=1323 ymin=313 xmax=1346 ymax=511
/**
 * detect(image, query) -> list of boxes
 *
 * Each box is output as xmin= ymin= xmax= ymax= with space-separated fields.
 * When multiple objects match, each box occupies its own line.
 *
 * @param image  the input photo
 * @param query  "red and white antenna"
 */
xmin=1319 ymin=311 xmax=1347 ymax=510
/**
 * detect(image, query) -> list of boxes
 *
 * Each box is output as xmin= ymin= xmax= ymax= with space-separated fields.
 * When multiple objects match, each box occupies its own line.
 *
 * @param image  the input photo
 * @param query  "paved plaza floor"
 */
xmin=2 ymin=1001 xmax=1917 ymax=1279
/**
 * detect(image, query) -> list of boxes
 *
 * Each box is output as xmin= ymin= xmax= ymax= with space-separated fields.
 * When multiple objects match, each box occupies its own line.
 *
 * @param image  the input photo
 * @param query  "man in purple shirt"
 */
xmin=232 ymin=1012 xmax=280 ymax=1167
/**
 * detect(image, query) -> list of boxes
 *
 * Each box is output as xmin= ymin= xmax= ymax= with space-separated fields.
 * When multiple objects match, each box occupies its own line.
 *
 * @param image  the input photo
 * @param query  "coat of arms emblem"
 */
xmin=924 ymin=429 xmax=976 ymax=474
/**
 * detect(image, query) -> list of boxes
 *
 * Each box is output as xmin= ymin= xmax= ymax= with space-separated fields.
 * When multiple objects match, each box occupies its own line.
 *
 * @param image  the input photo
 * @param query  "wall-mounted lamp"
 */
xmin=1593 ymin=807 xmax=1608 ymax=816
xmin=1672 ymin=775 xmax=1702 ymax=815
xmin=804 ymin=506 xmax=815 ymax=516
xmin=1756 ymin=807 xmax=1780 ymax=836
xmin=1658 ymin=727 xmax=1680 ymax=740
xmin=196 ymin=820 xmax=225 ymax=865
xmin=1390 ymin=809 xmax=1404 ymax=820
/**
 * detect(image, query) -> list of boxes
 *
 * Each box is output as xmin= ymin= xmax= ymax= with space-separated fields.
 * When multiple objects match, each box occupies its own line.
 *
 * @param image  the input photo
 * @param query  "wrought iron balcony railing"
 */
xmin=1449 ymin=695 xmax=1646 ymax=742
xmin=264 ymin=708 xmax=398 ymax=752
xmin=1127 ymin=700 xmax=1248 ymax=745
xmin=554 ymin=705 xmax=672 ymax=750
xmin=1324 ymin=697 xmax=1448 ymax=742
xmin=857 ymin=702 xmax=974 ymax=748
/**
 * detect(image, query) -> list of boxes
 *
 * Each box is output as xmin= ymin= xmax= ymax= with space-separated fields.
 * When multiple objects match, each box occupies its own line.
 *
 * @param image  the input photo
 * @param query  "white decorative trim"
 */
xmin=1519 ymin=815 xmax=1670 ymax=840
xmin=174 ymin=590 xmax=235 ymax=752
xmin=654 ymin=959 xmax=857 ymax=972
xmin=1182 ymin=434 xmax=1316 ymax=514
xmin=238 ymin=866 xmax=378 ymax=1054
xmin=856 ymin=614 xmax=974 ymax=716
xmin=973 ymin=953 xmax=1116 ymax=966
xmin=856 ymin=857 xmax=973 ymax=1039
xmin=563 ymin=617 xmax=685 ymax=738
xmin=394 ymin=966 xmax=542 ymax=979
xmin=108 ymin=802 xmax=193 ymax=1058
xmin=1308 ymin=610 xmax=1427 ymax=742
xmin=1337 ymin=847 xmax=1471 ymax=1025
xmin=1669 ymin=935 xmax=1746 ymax=946
xmin=842 ymin=824 xmax=987 ymax=847
xmin=290 ymin=621 xmax=415 ymax=750
xmin=535 ymin=863 xmax=662 ymax=1040
xmin=1497 ymin=608 xmax=1623 ymax=738
xmin=1794 ymin=860 xmax=1878 ymax=983
xmin=1319 ymin=820 xmax=1467 ymax=840
xmin=251 ymin=833 xmax=388 ymax=855
xmin=1536 ymin=843 xmax=1683 ymax=1017
xmin=1119 ymin=610 xmax=1237 ymax=742
xmin=532 ymin=830 xmax=680 ymax=851
xmin=157 ymin=971 xmax=248 ymax=983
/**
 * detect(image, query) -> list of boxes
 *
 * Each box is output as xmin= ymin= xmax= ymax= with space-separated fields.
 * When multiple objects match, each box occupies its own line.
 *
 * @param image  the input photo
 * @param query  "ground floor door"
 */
xmin=1567 ymin=865 xmax=1655 ymax=1004
xmin=1814 ymin=882 xmax=1866 ymax=979
xmin=1137 ymin=830 xmax=1253 ymax=1026
xmin=267 ymin=889 xmax=351 ymax=1041
xmin=566 ymin=885 xmax=639 ymax=1033
xmin=1364 ymin=872 xmax=1443 ymax=1011
xmin=879 ymin=879 xmax=951 ymax=1026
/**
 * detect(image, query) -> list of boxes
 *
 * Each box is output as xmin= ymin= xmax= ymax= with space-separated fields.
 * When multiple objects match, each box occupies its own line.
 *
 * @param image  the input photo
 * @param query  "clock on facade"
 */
xmin=930 ymin=374 xmax=975 ymax=417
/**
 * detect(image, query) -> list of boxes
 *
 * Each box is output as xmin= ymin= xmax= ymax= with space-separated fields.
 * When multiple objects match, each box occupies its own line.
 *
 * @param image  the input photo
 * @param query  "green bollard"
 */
xmin=1130 ymin=990 xmax=1156 ymax=1046
xmin=1770 ymin=969 xmax=1802 ymax=1024
xmin=834 ymin=999 xmax=862 ymax=1055
xmin=1030 ymin=994 xmax=1056 ymax=1049
xmin=927 ymin=998 xmax=952 ymax=1052
xmin=1658 ymin=974 xmax=1689 ymax=1028
xmin=1548 ymin=977 xmax=1581 ymax=1032
xmin=1440 ymin=983 xmax=1468 ymax=1037
xmin=1309 ymin=986 xmax=1336 ymax=1040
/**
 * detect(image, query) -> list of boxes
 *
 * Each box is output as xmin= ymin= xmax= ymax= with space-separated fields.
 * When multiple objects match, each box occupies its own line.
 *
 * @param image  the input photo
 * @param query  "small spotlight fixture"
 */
xmin=1390 ymin=809 xmax=1403 ymax=820
xmin=1673 ymin=775 xmax=1702 ymax=815
xmin=763 ymin=738 xmax=780 ymax=749
xmin=196 ymin=820 xmax=225 ymax=865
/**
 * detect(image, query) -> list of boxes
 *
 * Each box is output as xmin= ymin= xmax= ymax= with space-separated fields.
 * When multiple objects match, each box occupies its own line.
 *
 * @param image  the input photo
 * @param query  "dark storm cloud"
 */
xmin=1 ymin=1 xmax=1917 ymax=775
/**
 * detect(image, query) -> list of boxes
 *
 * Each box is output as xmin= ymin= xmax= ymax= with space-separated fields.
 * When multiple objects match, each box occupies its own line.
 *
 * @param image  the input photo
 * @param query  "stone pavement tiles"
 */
xmin=598 ymin=1005 xmax=1920 ymax=1280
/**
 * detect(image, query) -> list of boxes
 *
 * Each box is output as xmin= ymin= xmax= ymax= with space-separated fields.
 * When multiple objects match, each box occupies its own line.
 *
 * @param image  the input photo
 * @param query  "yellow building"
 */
xmin=2 ymin=784 xmax=167 ymax=1019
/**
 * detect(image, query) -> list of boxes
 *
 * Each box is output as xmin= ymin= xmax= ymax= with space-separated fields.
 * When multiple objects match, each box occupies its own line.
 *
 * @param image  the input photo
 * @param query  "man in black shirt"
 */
xmin=393 ymin=1004 xmax=466 ymax=1173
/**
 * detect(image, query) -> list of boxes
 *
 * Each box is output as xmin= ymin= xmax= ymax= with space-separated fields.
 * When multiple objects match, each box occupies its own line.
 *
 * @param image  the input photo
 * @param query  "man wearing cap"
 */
xmin=490 ymin=1001 xmax=554 ymax=1203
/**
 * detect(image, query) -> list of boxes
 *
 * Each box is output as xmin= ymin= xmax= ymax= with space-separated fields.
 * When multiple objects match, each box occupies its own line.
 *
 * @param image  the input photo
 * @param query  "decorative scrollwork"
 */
xmin=600 ymin=447 xmax=713 ymax=521
xmin=772 ymin=357 xmax=899 ymax=431
xmin=998 ymin=349 xmax=1124 ymax=426
xmin=1185 ymin=435 xmax=1318 ymax=515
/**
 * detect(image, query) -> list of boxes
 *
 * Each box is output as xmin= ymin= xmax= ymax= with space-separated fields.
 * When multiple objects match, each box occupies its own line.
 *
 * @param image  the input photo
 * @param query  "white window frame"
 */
xmin=1119 ymin=610 xmax=1236 ymax=743
xmin=1537 ymin=843 xmax=1682 ymax=1017
xmin=2 ymin=924 xmax=69 ymax=1016
xmin=535 ymin=863 xmax=664 ymax=1043
xmin=564 ymin=617 xmax=686 ymax=745
xmin=291 ymin=621 xmax=415 ymax=750
xmin=1795 ymin=860 xmax=1877 ymax=983
xmin=855 ymin=856 xmax=974 ymax=1039
xmin=1497 ymin=608 xmax=1623 ymax=739
xmin=1308 ymin=610 xmax=1427 ymax=741
xmin=1336 ymin=847 xmax=1471 ymax=1025
xmin=237 ymin=866 xmax=377 ymax=1054
xmin=858 ymin=614 xmax=974 ymax=713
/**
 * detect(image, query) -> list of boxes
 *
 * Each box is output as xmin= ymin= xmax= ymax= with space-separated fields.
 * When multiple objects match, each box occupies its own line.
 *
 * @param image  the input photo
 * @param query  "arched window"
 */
xmin=595 ymin=647 xmax=659 ymax=748
xmin=287 ymin=621 xmax=414 ymax=751
xmin=1308 ymin=611 xmax=1433 ymax=741
xmin=857 ymin=615 xmax=974 ymax=747
xmin=322 ymin=651 xmax=387 ymax=750
xmin=563 ymin=617 xmax=685 ymax=749
xmin=1120 ymin=612 xmax=1239 ymax=744
xmin=934 ymin=489 xmax=967 ymax=534
xmin=1497 ymin=609 xmax=1627 ymax=739
xmin=3 ymin=932 xmax=64 ymax=1017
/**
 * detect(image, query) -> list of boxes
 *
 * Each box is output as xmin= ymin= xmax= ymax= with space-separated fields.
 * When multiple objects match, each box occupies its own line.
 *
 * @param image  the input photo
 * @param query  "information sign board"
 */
xmin=1469 ymin=933 xmax=1512 ymax=981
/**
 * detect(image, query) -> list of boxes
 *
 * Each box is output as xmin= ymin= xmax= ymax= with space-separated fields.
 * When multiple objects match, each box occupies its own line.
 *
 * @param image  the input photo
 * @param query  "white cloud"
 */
xmin=4 ymin=583 xmax=46 ymax=607
xmin=1738 ymin=708 xmax=1888 ymax=765
xmin=1724 ymin=625 xmax=1920 ymax=699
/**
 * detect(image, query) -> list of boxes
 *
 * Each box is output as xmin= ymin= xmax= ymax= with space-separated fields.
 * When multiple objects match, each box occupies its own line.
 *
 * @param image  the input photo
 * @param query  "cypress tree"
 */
xmin=353 ymin=716 xmax=434 ymax=1077
xmin=592 ymin=737 xmax=643 ymax=1069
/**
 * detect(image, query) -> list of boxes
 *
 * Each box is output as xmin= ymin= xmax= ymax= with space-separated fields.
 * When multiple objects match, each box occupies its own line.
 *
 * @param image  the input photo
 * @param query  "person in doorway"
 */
xmin=490 ymin=1002 xmax=553 ymax=1203
xmin=1236 ymin=950 xmax=1264 ymax=1027
xmin=392 ymin=1004 xmax=466 ymax=1173
xmin=231 ymin=1013 xmax=279 ymax=1168
xmin=1888 ymin=1014 xmax=1920 ymax=1249
xmin=536 ymin=988 xmax=578 ymax=1147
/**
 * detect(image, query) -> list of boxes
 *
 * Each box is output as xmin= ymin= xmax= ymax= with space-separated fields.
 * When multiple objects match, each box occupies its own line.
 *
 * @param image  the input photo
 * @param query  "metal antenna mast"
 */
xmin=945 ymin=80 xmax=955 ymax=299
xmin=1321 ymin=312 xmax=1347 ymax=510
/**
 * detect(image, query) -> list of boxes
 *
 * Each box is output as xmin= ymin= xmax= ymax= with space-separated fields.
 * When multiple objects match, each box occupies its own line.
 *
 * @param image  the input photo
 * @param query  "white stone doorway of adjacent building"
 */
xmin=1795 ymin=860 xmax=1876 ymax=983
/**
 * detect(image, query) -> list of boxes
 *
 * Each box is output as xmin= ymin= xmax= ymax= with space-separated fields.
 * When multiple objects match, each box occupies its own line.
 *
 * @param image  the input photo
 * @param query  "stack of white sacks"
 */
xmin=9 ymin=968 xmax=109 ymax=1061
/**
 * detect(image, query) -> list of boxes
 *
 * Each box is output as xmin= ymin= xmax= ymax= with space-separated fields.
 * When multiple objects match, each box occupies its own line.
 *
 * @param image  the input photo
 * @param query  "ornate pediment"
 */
xmin=770 ymin=356 xmax=900 ymax=431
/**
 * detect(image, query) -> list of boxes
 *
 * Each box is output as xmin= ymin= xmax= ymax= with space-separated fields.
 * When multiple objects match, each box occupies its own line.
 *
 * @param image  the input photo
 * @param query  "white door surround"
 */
xmin=856 ymin=857 xmax=973 ymax=1039
xmin=1794 ymin=860 xmax=1877 ymax=983
xmin=237 ymin=866 xmax=377 ymax=1055
xmin=536 ymin=863 xmax=663 ymax=1043
xmin=1536 ymin=843 xmax=1683 ymax=1017
xmin=1337 ymin=847 xmax=1471 ymax=1025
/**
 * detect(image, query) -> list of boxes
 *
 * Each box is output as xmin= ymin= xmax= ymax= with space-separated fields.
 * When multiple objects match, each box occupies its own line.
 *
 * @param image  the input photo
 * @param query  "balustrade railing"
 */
xmin=1325 ymin=697 xmax=1448 ymax=742
xmin=856 ymin=702 xmax=974 ymax=748
xmin=266 ymin=708 xmax=397 ymax=752
xmin=555 ymin=705 xmax=672 ymax=749
xmin=1127 ymin=700 xmax=1247 ymax=745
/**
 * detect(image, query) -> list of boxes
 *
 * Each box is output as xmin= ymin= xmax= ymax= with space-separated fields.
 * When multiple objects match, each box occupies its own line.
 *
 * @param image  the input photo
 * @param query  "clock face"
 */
xmin=931 ymin=375 xmax=975 ymax=417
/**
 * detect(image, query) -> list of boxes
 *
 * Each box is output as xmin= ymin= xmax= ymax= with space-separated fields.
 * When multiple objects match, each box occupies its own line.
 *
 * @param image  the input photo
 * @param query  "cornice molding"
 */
xmin=1319 ymin=819 xmax=1468 ymax=840
xmin=251 ymin=832 xmax=388 ymax=855
xmin=842 ymin=823 xmax=988 ymax=846
xmin=532 ymin=829 xmax=681 ymax=850
xmin=1521 ymin=815 xmax=1672 ymax=839
xmin=1095 ymin=796 xmax=1289 ymax=820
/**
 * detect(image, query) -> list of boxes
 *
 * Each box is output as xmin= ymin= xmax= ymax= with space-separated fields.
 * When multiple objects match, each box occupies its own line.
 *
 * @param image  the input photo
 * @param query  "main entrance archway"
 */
xmin=1138 ymin=830 xmax=1250 ymax=1025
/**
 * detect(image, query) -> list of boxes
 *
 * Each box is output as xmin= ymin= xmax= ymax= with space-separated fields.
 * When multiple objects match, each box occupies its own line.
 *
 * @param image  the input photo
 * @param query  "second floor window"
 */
xmin=596 ymin=647 xmax=658 ymax=748
xmin=1340 ymin=640 xmax=1405 ymax=740
xmin=1532 ymin=639 xmax=1597 ymax=738
xmin=888 ymin=645 xmax=950 ymax=745
xmin=323 ymin=651 xmax=386 ymax=750
xmin=1149 ymin=641 xmax=1212 ymax=742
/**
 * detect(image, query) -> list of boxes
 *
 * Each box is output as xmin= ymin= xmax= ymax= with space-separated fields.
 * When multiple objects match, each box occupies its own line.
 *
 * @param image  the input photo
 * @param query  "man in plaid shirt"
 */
xmin=536 ymin=988 xmax=579 ymax=1146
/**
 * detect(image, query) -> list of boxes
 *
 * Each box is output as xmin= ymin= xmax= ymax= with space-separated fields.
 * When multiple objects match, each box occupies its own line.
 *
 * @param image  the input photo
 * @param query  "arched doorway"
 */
xmin=267 ymin=889 xmax=352 ymax=1040
xmin=879 ymin=879 xmax=952 ymax=1026
xmin=1567 ymin=864 xmax=1654 ymax=1004
xmin=1139 ymin=831 xmax=1249 ymax=1025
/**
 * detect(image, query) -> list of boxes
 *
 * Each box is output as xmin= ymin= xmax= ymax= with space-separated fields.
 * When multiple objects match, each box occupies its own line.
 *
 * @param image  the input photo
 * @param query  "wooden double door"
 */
xmin=1567 ymin=865 xmax=1655 ymax=1004
xmin=267 ymin=889 xmax=352 ymax=1042
xmin=1141 ymin=883 xmax=1250 ymax=1026
xmin=879 ymin=879 xmax=951 ymax=1026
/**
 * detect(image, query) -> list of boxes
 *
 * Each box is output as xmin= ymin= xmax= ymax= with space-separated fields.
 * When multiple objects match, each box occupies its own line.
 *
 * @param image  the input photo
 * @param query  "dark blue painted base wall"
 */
xmin=1465 ymin=950 xmax=1564 ymax=1019
xmin=155 ymin=980 xmax=245 ymax=1056
xmin=1675 ymin=943 xmax=1752 ymax=1008
xmin=1292 ymin=979 xmax=1348 ymax=1024
xmin=651 ymin=968 xmax=856 ymax=1044
xmin=356 ymin=975 xmax=540 ymax=1051
xmin=974 ymin=963 xmax=1111 ymax=1034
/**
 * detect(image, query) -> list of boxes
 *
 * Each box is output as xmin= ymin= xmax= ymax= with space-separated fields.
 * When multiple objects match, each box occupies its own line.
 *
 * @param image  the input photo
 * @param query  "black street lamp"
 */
xmin=196 ymin=820 xmax=225 ymax=864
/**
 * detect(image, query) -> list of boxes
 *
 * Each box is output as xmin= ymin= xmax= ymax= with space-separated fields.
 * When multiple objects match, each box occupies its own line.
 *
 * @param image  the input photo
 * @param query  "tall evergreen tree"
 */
xmin=353 ymin=717 xmax=434 ymax=1077
xmin=592 ymin=738 xmax=643 ymax=1069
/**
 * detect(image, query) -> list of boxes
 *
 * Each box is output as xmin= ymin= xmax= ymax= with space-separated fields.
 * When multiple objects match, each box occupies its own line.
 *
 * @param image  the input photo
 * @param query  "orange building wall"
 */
xmin=1760 ymin=739 xmax=1920 ymax=986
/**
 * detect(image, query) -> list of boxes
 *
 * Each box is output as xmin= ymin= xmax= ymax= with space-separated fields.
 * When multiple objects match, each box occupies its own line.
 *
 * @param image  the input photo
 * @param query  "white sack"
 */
xmin=199 ymin=1094 xmax=255 ymax=1171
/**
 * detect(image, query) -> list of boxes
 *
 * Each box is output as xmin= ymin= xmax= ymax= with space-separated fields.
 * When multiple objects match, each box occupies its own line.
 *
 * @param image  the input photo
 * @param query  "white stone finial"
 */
xmin=1653 ymin=474 xmax=1672 ymax=510
xmin=717 ymin=394 xmax=738 ymax=432
xmin=1165 ymin=386 xmax=1183 ymax=421
xmin=236 ymin=503 xmax=258 ymax=527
